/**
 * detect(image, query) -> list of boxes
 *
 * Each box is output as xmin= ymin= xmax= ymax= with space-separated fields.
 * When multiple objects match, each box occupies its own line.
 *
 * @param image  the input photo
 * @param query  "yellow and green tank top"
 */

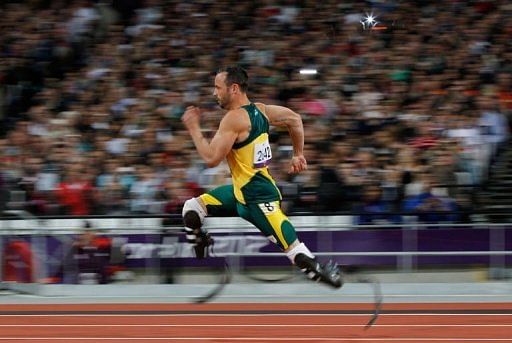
xmin=227 ymin=103 xmax=281 ymax=205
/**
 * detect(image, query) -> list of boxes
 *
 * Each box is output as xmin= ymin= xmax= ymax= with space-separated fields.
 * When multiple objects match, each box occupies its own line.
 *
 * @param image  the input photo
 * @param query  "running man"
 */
xmin=180 ymin=66 xmax=342 ymax=288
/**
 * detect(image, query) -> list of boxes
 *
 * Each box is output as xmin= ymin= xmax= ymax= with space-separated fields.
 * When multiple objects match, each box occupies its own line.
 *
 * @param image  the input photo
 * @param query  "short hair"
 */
xmin=217 ymin=66 xmax=249 ymax=93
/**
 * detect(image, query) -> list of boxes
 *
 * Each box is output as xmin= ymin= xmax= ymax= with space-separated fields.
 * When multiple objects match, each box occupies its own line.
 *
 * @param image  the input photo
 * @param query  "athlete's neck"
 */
xmin=226 ymin=94 xmax=251 ymax=111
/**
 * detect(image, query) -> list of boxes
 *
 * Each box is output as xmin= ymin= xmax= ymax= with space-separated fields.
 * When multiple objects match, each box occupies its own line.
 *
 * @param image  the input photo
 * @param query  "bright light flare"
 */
xmin=360 ymin=12 xmax=379 ymax=30
xmin=299 ymin=69 xmax=318 ymax=75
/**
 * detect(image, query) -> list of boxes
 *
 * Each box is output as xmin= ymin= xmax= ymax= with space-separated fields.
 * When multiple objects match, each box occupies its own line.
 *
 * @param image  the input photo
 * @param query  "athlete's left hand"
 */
xmin=289 ymin=155 xmax=307 ymax=174
xmin=182 ymin=106 xmax=202 ymax=132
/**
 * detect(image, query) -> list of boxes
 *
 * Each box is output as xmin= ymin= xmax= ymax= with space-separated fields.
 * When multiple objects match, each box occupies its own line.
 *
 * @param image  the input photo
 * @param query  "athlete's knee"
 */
xmin=182 ymin=197 xmax=211 ymax=259
xmin=285 ymin=241 xmax=314 ymax=264
xmin=182 ymin=197 xmax=207 ymax=228
xmin=284 ymin=239 xmax=300 ymax=253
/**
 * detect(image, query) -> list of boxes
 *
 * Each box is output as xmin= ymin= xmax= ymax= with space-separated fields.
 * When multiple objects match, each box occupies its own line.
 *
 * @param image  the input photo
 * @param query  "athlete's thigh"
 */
xmin=199 ymin=184 xmax=238 ymax=217
xmin=238 ymin=200 xmax=297 ymax=250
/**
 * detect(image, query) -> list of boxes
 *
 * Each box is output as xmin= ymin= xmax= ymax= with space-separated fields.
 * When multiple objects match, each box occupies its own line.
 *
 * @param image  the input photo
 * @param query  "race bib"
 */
xmin=253 ymin=140 xmax=272 ymax=168
xmin=258 ymin=201 xmax=279 ymax=215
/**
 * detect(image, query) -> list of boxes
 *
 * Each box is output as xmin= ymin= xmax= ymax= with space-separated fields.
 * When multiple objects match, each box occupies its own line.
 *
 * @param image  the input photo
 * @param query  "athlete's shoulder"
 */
xmin=224 ymin=107 xmax=248 ymax=120
xmin=253 ymin=102 xmax=270 ymax=120
xmin=254 ymin=102 xmax=267 ymax=113
xmin=220 ymin=108 xmax=248 ymax=130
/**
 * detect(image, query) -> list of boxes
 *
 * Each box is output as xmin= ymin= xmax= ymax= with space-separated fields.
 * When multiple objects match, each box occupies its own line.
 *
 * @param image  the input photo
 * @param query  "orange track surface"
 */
xmin=0 ymin=303 xmax=511 ymax=342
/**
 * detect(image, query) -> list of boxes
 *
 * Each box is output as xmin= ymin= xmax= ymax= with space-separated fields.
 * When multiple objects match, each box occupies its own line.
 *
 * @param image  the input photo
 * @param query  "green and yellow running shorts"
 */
xmin=199 ymin=185 xmax=297 ymax=250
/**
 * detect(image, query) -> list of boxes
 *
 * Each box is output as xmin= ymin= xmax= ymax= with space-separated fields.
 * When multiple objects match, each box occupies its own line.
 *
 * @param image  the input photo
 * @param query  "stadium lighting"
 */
xmin=361 ymin=12 xmax=379 ymax=30
xmin=299 ymin=69 xmax=318 ymax=75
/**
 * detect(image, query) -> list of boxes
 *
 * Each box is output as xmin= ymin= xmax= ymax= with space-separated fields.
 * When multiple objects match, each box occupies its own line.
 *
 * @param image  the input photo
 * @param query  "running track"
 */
xmin=0 ymin=303 xmax=511 ymax=342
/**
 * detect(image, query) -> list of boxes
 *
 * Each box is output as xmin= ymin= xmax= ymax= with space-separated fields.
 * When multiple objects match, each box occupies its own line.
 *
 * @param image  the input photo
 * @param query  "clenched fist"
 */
xmin=289 ymin=154 xmax=307 ymax=174
xmin=181 ymin=106 xmax=202 ymax=132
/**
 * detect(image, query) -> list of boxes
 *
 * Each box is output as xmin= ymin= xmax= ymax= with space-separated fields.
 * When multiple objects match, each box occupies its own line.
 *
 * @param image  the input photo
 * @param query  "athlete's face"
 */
xmin=213 ymin=72 xmax=233 ymax=109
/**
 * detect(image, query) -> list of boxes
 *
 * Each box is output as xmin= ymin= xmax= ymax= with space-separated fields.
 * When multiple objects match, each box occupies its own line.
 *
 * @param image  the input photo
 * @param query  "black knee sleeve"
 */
xmin=183 ymin=211 xmax=213 ymax=259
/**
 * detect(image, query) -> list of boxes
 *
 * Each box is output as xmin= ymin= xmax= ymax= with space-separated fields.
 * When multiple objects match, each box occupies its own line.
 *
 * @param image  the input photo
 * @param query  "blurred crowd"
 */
xmin=0 ymin=0 xmax=511 ymax=224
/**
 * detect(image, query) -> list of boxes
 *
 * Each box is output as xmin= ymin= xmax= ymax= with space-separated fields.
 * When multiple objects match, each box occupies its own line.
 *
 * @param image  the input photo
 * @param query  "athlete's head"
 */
xmin=214 ymin=66 xmax=248 ymax=109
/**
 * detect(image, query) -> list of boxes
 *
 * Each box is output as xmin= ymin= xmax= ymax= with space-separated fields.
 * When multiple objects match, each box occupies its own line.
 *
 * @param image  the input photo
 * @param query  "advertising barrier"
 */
xmin=1 ymin=216 xmax=511 ymax=284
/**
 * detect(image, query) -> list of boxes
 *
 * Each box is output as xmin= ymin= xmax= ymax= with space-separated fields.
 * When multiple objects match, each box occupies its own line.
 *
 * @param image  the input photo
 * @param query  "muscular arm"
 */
xmin=187 ymin=113 xmax=240 ymax=168
xmin=261 ymin=104 xmax=304 ymax=156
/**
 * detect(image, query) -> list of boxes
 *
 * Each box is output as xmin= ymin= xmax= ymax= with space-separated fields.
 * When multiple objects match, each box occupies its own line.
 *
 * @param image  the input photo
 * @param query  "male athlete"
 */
xmin=180 ymin=66 xmax=342 ymax=288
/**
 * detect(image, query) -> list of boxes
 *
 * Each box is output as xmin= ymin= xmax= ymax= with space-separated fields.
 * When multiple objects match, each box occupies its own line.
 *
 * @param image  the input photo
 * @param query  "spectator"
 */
xmin=478 ymin=93 xmax=509 ymax=155
xmin=402 ymin=172 xmax=459 ymax=224
xmin=317 ymin=152 xmax=345 ymax=212
xmin=56 ymin=163 xmax=94 ymax=215
xmin=0 ymin=163 xmax=6 ymax=214
xmin=69 ymin=221 xmax=113 ymax=284
xmin=354 ymin=183 xmax=399 ymax=226
xmin=130 ymin=165 xmax=161 ymax=213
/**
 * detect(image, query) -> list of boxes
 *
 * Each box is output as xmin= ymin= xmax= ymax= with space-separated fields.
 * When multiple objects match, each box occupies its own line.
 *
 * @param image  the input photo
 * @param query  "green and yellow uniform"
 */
xmin=199 ymin=103 xmax=297 ymax=249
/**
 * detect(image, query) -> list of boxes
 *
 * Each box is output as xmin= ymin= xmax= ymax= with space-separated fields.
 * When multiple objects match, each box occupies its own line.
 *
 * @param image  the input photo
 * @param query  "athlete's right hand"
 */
xmin=182 ymin=106 xmax=201 ymax=132
xmin=289 ymin=155 xmax=307 ymax=174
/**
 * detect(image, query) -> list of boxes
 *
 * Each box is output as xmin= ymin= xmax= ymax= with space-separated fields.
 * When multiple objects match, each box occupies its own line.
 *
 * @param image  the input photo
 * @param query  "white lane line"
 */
xmin=0 ymin=338 xmax=511 ymax=341
xmin=12 ymin=294 xmax=512 ymax=298
xmin=0 ymin=313 xmax=512 ymax=317
xmin=0 ymin=324 xmax=511 ymax=327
